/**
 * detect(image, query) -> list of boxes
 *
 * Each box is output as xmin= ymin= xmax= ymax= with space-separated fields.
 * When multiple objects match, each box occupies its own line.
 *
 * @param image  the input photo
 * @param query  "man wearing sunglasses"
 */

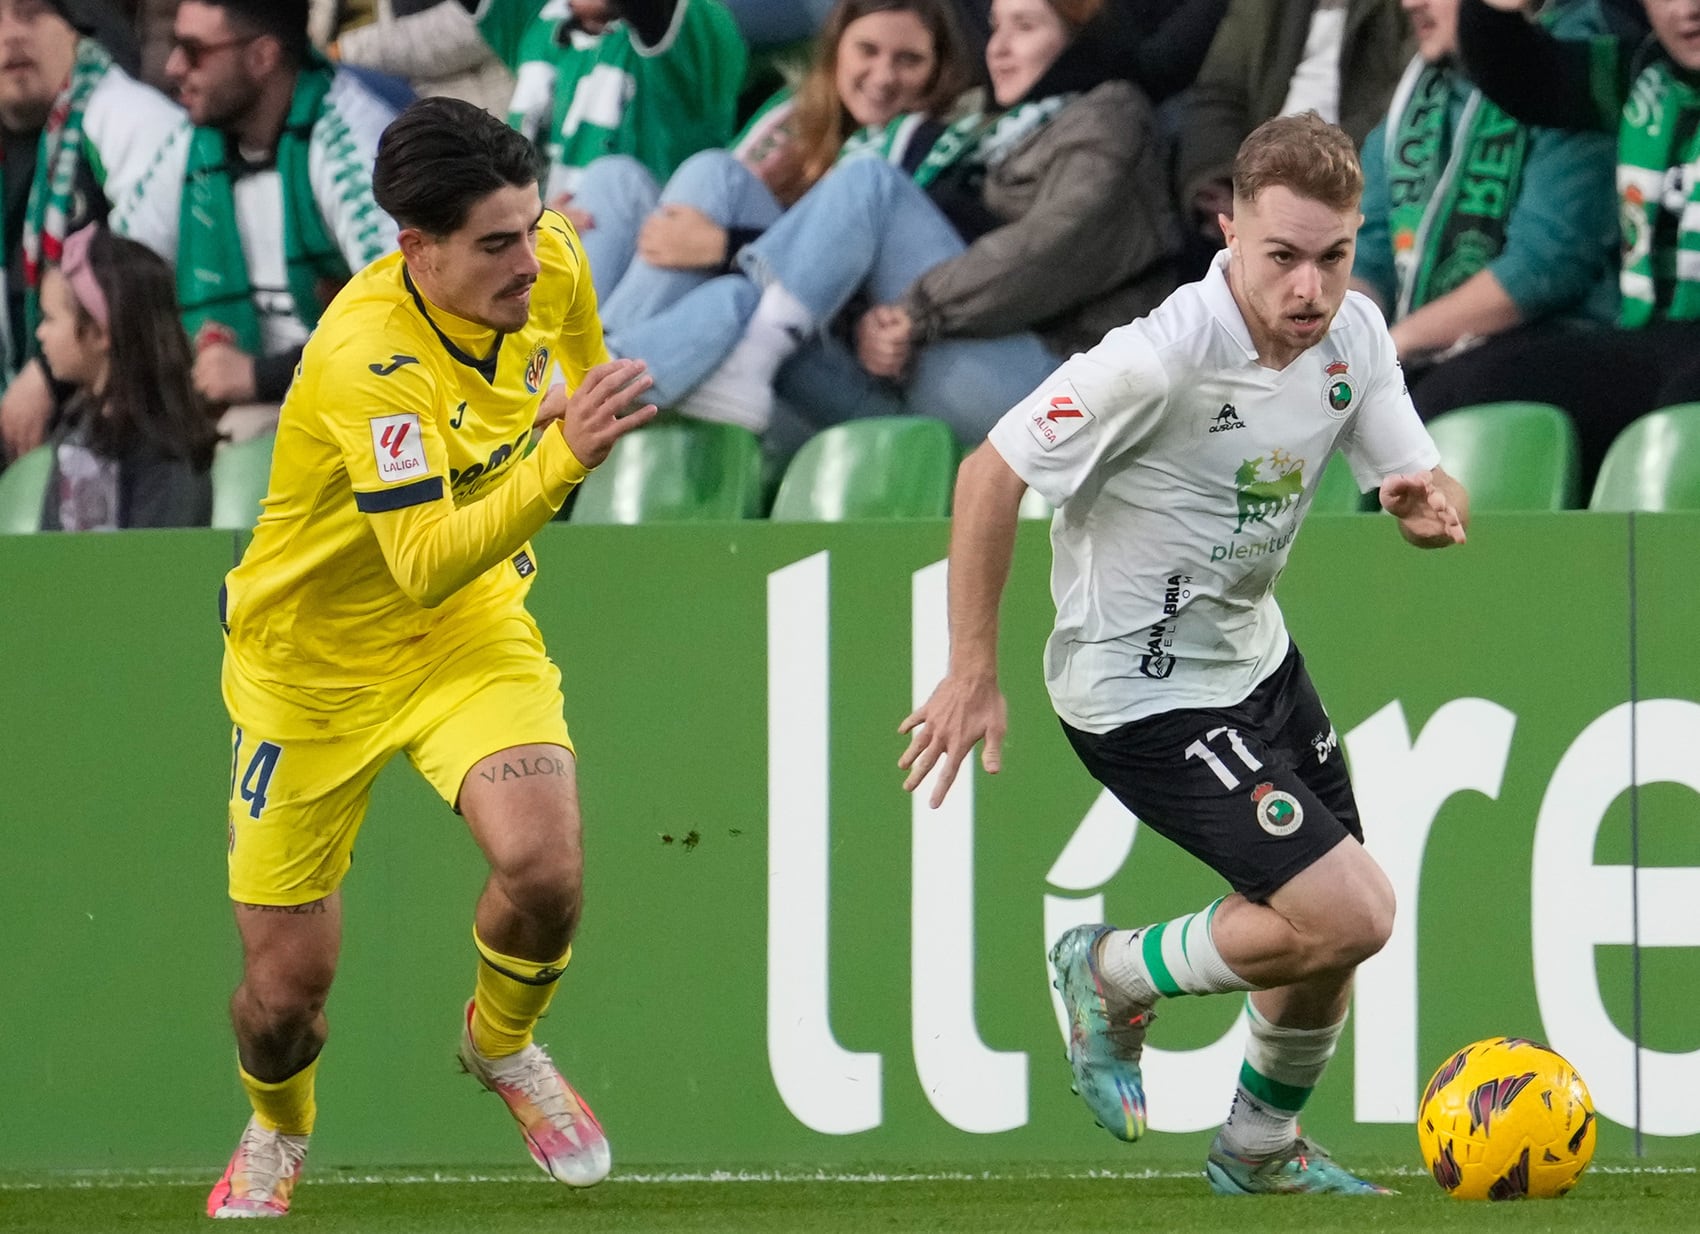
xmin=0 ymin=0 xmax=185 ymax=464
xmin=121 ymin=0 xmax=400 ymax=444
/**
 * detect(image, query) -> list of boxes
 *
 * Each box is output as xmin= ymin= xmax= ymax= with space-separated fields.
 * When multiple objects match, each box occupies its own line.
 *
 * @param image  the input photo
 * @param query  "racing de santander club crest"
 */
xmin=1323 ymin=359 xmax=1355 ymax=415
xmin=524 ymin=344 xmax=551 ymax=394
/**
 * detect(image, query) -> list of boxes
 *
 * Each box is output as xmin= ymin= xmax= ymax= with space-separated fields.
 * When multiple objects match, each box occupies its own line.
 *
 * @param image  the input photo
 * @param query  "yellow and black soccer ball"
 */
xmin=1417 ymin=1036 xmax=1596 ymax=1200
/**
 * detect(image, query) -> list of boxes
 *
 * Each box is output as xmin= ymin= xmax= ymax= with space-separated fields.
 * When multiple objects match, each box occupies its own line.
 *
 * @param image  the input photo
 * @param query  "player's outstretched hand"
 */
xmin=1380 ymin=469 xmax=1466 ymax=546
xmin=556 ymin=359 xmax=658 ymax=469
xmin=898 ymin=672 xmax=1008 ymax=810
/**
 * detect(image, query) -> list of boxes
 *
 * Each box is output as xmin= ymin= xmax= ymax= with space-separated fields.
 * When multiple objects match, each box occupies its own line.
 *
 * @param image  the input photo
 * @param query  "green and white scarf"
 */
xmin=843 ymin=94 xmax=1076 ymax=191
xmin=177 ymin=58 xmax=346 ymax=354
xmin=1385 ymin=59 xmax=1528 ymax=317
xmin=1615 ymin=55 xmax=1700 ymax=326
xmin=0 ymin=37 xmax=112 ymax=374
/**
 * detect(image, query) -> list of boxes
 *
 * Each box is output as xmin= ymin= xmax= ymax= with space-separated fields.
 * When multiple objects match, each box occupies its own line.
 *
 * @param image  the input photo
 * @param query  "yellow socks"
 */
xmin=240 ymin=1056 xmax=319 ymax=1137
xmin=470 ymin=928 xmax=571 ymax=1058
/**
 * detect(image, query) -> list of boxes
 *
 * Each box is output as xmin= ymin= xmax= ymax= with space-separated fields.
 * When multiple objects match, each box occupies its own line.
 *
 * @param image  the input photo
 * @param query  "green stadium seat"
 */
xmin=1425 ymin=402 xmax=1580 ymax=512
xmin=1311 ymin=452 xmax=1369 ymax=513
xmin=0 ymin=444 xmax=52 ymax=534
xmin=570 ymin=421 xmax=763 ymax=523
xmin=770 ymin=416 xmax=956 ymax=521
xmin=211 ymin=432 xmax=277 ymax=531
xmin=1589 ymin=403 xmax=1700 ymax=511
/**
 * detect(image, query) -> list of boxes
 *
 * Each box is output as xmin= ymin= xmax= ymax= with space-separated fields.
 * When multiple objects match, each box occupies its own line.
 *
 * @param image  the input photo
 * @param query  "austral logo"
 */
xmin=1209 ymin=403 xmax=1244 ymax=433
xmin=524 ymin=344 xmax=551 ymax=394
xmin=369 ymin=353 xmax=418 ymax=376
xmin=1324 ymin=359 xmax=1356 ymax=415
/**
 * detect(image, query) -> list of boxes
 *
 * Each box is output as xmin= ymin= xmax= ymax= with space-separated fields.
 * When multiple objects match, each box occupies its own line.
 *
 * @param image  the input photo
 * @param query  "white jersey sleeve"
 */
xmin=308 ymin=71 xmax=401 ymax=272
xmin=986 ymin=324 xmax=1174 ymax=508
xmin=1334 ymin=293 xmax=1440 ymax=489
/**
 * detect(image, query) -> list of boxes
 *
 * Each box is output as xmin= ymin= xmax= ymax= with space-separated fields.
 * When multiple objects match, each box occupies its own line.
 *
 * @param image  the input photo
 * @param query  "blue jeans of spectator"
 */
xmin=595 ymin=151 xmax=789 ymax=405
xmin=738 ymin=156 xmax=1061 ymax=443
xmin=568 ymin=155 xmax=659 ymax=301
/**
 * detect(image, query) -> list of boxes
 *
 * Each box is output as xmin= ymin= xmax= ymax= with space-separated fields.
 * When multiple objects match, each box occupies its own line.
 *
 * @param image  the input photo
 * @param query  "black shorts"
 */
xmin=1061 ymin=643 xmax=1361 ymax=903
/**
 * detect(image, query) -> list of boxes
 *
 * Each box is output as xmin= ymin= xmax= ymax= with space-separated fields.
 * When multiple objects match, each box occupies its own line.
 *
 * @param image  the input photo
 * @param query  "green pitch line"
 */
xmin=0 ymin=1164 xmax=1693 ymax=1234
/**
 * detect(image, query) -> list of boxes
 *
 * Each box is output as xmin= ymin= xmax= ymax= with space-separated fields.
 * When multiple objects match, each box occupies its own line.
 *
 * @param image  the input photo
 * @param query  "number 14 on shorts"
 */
xmin=231 ymin=728 xmax=283 ymax=819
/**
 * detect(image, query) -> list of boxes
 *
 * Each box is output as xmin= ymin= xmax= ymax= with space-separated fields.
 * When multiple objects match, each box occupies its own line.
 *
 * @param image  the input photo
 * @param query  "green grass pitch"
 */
xmin=1 ymin=1162 xmax=1693 ymax=1233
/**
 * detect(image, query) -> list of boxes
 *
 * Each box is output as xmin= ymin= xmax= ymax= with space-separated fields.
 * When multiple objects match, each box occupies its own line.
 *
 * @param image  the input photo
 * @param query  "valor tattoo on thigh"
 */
xmin=478 ymin=756 xmax=570 ymax=784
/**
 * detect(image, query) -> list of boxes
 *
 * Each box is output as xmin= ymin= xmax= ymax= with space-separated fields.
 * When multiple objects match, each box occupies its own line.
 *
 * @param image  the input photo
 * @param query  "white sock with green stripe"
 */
xmin=1218 ymin=999 xmax=1346 ymax=1159
xmin=1097 ymin=898 xmax=1255 ymax=1005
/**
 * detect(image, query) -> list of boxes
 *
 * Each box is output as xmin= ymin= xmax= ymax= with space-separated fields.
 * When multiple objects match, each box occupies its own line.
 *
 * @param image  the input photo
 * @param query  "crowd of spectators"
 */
xmin=0 ymin=0 xmax=1694 ymax=531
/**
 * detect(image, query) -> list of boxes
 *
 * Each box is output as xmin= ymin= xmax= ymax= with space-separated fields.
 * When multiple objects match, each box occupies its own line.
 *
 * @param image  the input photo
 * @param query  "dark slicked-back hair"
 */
xmin=373 ymin=97 xmax=541 ymax=236
xmin=212 ymin=0 xmax=312 ymax=65
xmin=1233 ymin=111 xmax=1363 ymax=213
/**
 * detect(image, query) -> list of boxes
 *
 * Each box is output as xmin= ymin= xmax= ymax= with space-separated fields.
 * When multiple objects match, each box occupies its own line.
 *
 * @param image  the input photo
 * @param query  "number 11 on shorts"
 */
xmin=1184 ymin=726 xmax=1263 ymax=790
xmin=231 ymin=728 xmax=283 ymax=819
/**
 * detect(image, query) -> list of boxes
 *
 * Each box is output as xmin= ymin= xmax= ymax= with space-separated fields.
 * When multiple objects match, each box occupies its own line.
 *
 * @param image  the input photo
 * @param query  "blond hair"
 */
xmin=1233 ymin=112 xmax=1363 ymax=212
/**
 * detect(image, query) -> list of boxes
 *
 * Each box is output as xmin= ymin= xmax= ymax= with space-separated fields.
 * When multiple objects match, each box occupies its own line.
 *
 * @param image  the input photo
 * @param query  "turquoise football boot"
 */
xmin=1048 ymin=924 xmax=1155 ymax=1141
xmin=1205 ymin=1133 xmax=1394 ymax=1195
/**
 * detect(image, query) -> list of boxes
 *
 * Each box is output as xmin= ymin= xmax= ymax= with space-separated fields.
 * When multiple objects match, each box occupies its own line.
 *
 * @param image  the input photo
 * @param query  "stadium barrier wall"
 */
xmin=1 ymin=515 xmax=1695 ymax=1172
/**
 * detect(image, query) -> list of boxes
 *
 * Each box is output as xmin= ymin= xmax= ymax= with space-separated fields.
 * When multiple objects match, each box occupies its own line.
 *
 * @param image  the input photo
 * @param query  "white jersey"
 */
xmin=988 ymin=250 xmax=1439 ymax=733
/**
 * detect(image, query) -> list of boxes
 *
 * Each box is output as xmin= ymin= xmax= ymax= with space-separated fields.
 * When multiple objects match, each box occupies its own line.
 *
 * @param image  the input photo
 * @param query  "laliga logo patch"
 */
xmin=524 ymin=345 xmax=551 ymax=394
xmin=1024 ymin=378 xmax=1094 ymax=450
xmin=1251 ymin=781 xmax=1304 ymax=836
xmin=1323 ymin=359 xmax=1356 ymax=417
xmin=369 ymin=412 xmax=429 ymax=484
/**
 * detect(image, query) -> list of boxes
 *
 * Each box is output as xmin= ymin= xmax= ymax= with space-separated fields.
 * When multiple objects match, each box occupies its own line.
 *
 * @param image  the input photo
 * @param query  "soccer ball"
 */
xmin=1416 ymin=1036 xmax=1596 ymax=1200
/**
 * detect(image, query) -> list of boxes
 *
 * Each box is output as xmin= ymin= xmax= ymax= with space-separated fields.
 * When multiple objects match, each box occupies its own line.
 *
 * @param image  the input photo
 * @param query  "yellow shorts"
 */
xmin=222 ymin=613 xmax=573 ymax=905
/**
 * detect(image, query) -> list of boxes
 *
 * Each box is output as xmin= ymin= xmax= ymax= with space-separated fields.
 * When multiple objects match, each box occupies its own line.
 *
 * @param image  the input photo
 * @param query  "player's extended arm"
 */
xmin=367 ymin=360 xmax=655 ymax=608
xmin=898 ymin=443 xmax=1028 ymax=808
xmin=366 ymin=424 xmax=585 ymax=608
xmin=1380 ymin=465 xmax=1470 ymax=549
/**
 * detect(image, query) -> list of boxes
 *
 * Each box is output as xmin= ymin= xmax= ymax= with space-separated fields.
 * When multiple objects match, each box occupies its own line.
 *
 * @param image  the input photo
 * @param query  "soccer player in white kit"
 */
xmin=899 ymin=112 xmax=1468 ymax=1195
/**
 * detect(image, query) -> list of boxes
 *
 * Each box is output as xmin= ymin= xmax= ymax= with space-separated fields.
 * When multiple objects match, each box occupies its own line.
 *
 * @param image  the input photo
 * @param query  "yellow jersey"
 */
xmin=224 ymin=211 xmax=606 ymax=688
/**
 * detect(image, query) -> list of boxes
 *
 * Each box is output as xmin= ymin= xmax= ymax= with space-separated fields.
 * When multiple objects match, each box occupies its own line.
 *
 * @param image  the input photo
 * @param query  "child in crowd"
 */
xmin=34 ymin=226 xmax=215 ymax=531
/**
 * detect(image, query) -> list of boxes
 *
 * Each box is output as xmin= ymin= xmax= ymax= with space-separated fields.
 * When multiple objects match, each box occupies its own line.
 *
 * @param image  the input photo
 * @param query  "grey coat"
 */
xmin=900 ymin=80 xmax=1179 ymax=360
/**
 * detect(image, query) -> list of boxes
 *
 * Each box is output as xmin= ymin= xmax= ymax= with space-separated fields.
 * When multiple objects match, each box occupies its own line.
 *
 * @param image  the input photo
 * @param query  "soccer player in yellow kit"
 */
xmin=206 ymin=97 xmax=657 ymax=1219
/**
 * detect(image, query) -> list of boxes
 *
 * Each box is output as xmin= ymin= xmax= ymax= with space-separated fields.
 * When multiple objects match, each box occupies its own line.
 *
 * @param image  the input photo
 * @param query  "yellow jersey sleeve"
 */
xmin=544 ymin=212 xmax=612 ymax=389
xmin=318 ymin=334 xmax=591 ymax=609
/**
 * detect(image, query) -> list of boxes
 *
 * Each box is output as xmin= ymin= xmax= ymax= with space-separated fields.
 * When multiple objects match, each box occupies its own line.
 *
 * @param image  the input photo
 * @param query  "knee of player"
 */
xmin=240 ymin=972 xmax=333 ymax=1028
xmin=500 ymin=859 xmax=583 ymax=928
xmin=1331 ymin=888 xmax=1395 ymax=968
